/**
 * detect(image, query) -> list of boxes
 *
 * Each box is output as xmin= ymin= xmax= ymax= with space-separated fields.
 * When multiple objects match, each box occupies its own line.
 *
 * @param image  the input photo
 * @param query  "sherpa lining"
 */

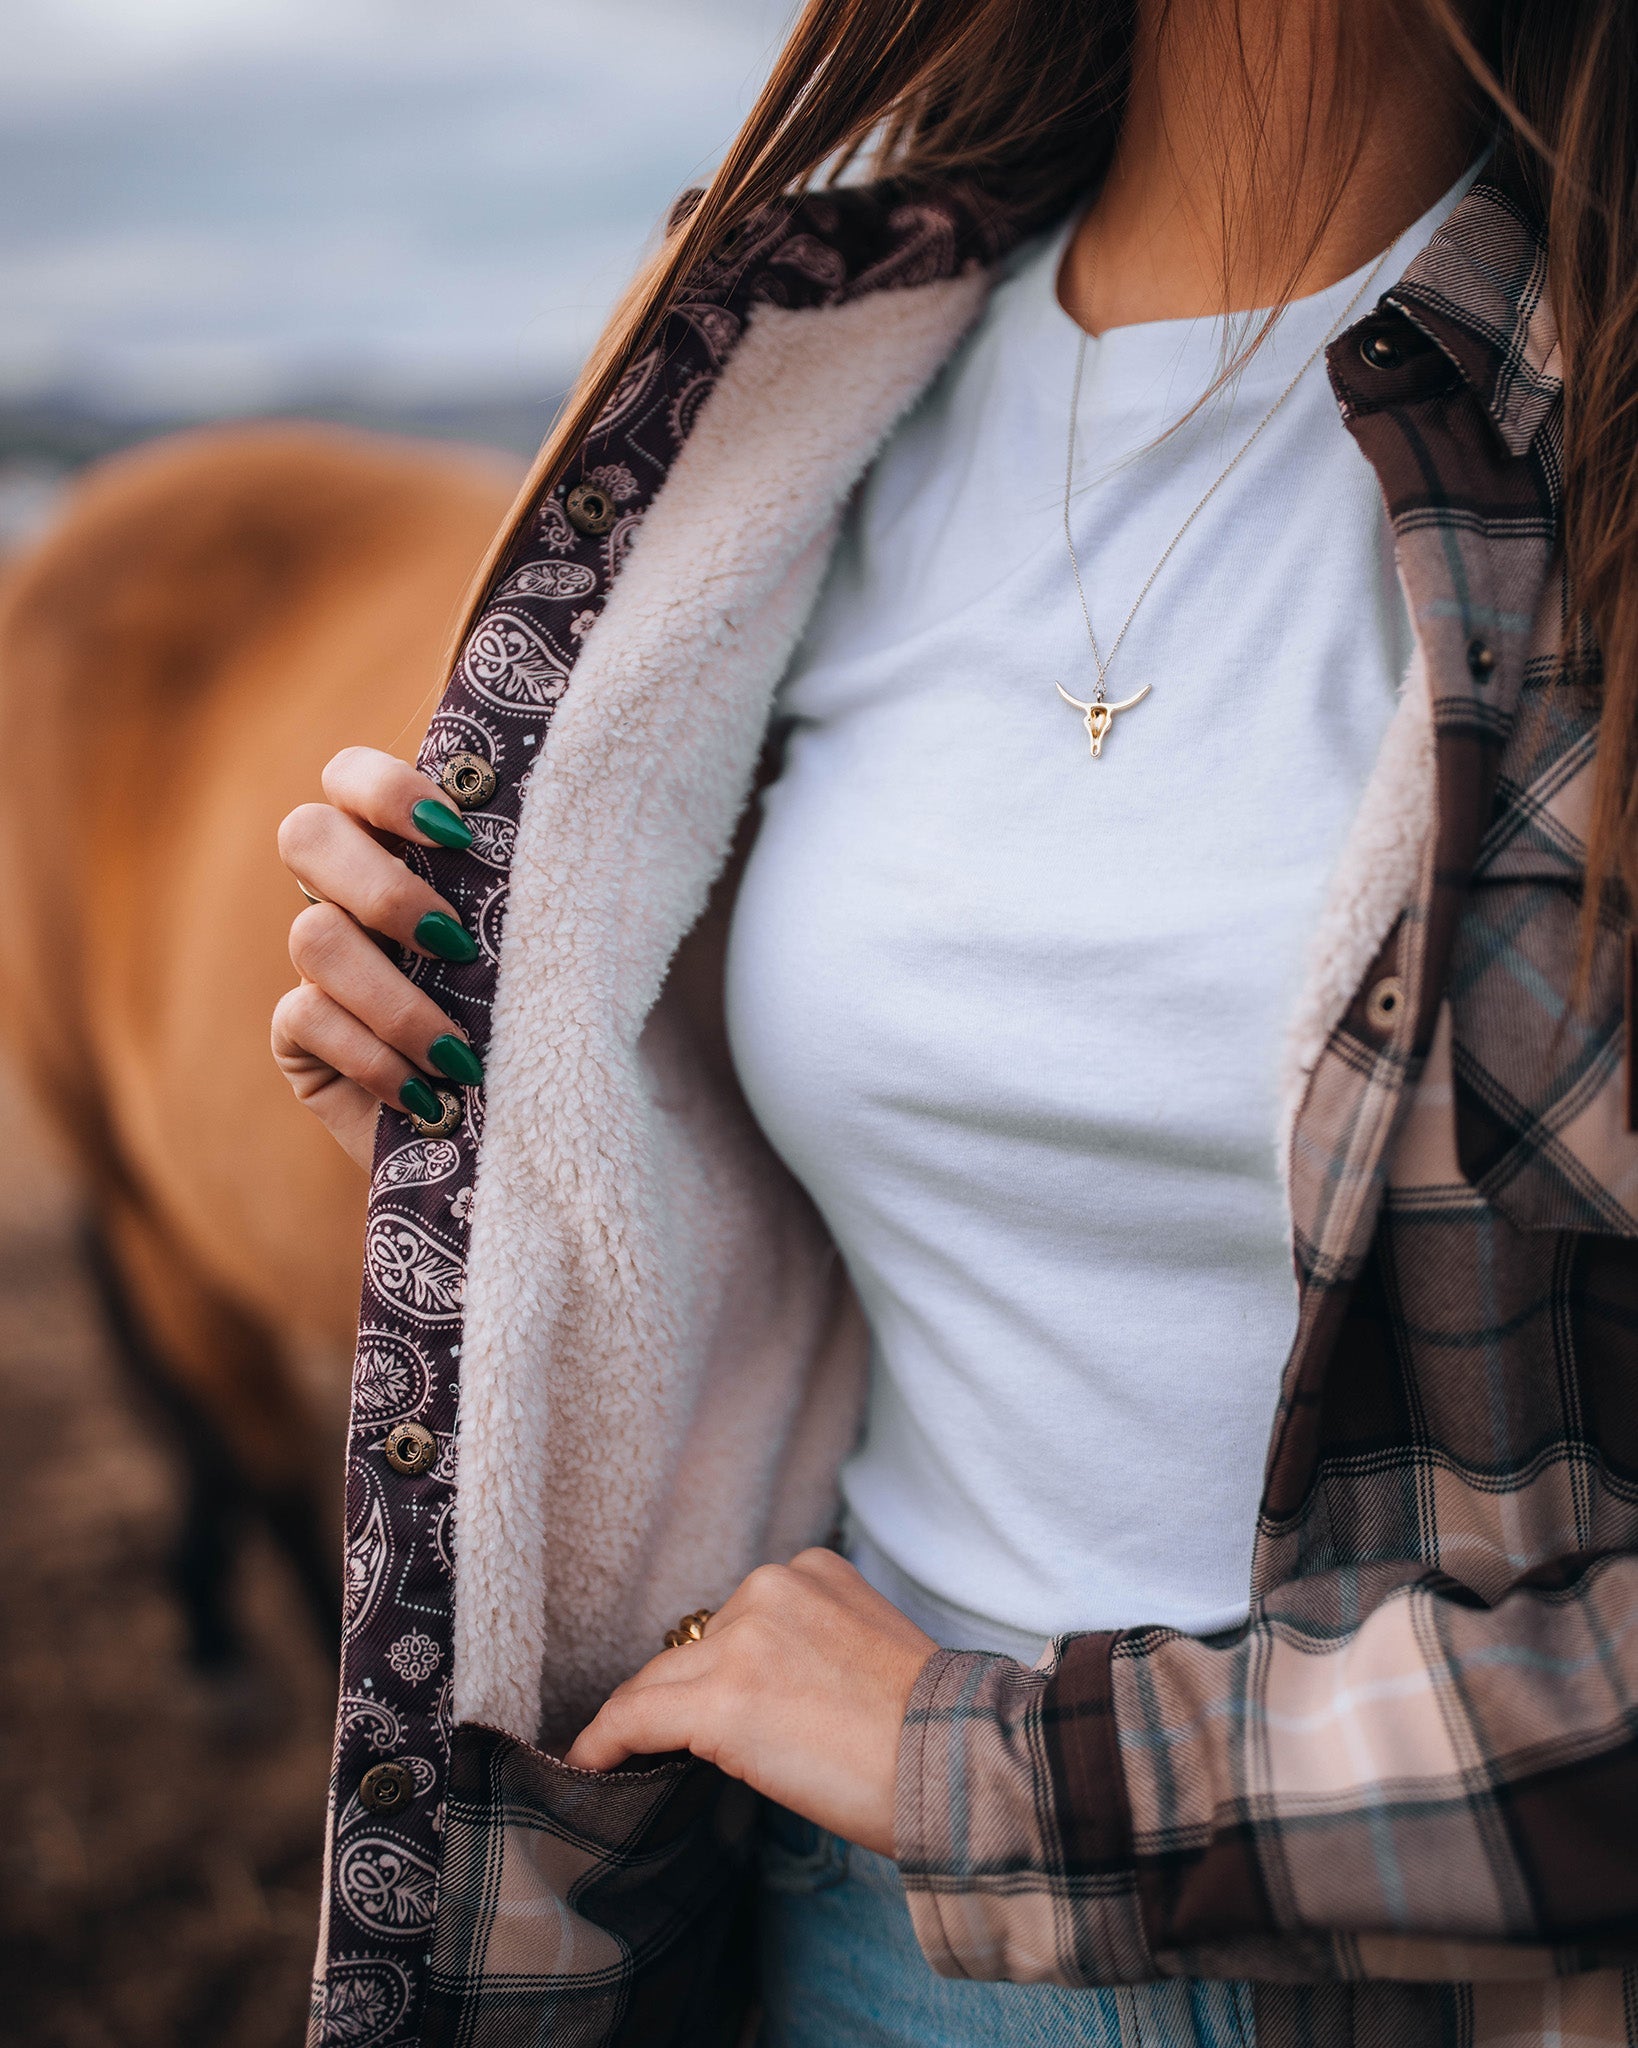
xmin=452 ymin=273 xmax=991 ymax=1742
xmin=1277 ymin=644 xmax=1436 ymax=1178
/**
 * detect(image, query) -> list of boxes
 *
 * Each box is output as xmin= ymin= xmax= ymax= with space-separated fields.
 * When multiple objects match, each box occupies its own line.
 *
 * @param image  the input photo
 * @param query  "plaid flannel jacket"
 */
xmin=314 ymin=173 xmax=1638 ymax=2048
xmin=896 ymin=193 xmax=1638 ymax=2043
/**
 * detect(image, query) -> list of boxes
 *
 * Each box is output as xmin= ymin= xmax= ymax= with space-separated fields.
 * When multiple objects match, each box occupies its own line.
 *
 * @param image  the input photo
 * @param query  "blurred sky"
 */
xmin=2 ymin=0 xmax=791 ymax=415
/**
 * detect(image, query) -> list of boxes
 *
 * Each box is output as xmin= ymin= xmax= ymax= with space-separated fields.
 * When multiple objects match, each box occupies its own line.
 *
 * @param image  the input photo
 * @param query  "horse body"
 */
xmin=0 ymin=423 xmax=517 ymax=1659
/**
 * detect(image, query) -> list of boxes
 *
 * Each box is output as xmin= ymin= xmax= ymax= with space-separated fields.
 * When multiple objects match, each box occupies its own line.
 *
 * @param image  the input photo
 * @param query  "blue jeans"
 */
xmin=756 ymin=1806 xmax=1255 ymax=2048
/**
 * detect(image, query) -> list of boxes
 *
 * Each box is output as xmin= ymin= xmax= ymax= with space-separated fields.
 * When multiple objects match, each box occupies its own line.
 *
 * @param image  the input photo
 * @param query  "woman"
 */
xmin=277 ymin=2 xmax=1638 ymax=2044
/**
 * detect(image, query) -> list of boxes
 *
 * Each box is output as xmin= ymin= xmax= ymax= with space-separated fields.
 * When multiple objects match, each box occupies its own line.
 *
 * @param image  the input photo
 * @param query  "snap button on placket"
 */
xmin=1365 ymin=975 xmax=1405 ymax=1036
xmin=1358 ymin=328 xmax=1406 ymax=371
xmin=1467 ymin=638 xmax=1497 ymax=682
xmin=713 ymin=220 xmax=752 ymax=264
xmin=405 ymin=1086 xmax=462 ymax=1138
xmin=383 ymin=1420 xmax=437 ymax=1476
xmin=359 ymin=1760 xmax=415 ymax=1813
xmin=565 ymin=482 xmax=619 ymax=536
xmin=439 ymin=752 xmax=497 ymax=810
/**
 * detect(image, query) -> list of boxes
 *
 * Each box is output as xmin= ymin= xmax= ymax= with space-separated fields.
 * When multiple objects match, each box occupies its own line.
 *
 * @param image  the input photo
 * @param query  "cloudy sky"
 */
xmin=1 ymin=0 xmax=791 ymax=413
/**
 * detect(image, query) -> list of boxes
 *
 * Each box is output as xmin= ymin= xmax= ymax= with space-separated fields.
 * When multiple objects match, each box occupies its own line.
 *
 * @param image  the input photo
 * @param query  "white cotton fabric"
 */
xmin=723 ymin=175 xmax=1475 ymax=1650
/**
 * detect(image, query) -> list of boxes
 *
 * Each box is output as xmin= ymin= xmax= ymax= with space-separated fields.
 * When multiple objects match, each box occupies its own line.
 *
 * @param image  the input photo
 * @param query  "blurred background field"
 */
xmin=0 ymin=4 xmax=782 ymax=2038
xmin=1 ymin=0 xmax=786 ymax=538
xmin=0 ymin=1065 xmax=336 ymax=2045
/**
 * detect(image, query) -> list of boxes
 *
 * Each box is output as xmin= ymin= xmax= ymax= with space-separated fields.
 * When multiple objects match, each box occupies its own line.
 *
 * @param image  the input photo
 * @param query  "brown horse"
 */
xmin=0 ymin=424 xmax=517 ymax=1665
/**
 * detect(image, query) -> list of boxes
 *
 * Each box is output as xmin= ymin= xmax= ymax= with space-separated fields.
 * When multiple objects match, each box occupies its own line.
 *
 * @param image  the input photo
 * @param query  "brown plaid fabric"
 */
xmin=895 ymin=184 xmax=1638 ymax=2046
xmin=422 ymin=1728 xmax=757 ymax=2048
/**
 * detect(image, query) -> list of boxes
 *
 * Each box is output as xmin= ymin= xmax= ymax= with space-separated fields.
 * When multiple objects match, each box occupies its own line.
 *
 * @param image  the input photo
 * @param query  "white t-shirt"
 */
xmin=723 ymin=175 xmax=1471 ymax=1654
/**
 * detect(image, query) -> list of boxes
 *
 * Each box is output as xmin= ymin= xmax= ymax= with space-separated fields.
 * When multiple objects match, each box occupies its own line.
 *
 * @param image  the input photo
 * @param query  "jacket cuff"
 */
xmin=894 ymin=1638 xmax=1153 ymax=1985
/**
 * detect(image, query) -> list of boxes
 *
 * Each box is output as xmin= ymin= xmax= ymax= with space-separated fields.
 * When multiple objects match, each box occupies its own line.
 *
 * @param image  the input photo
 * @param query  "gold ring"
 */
xmin=663 ymin=1609 xmax=714 ymax=1649
xmin=297 ymin=881 xmax=324 ymax=905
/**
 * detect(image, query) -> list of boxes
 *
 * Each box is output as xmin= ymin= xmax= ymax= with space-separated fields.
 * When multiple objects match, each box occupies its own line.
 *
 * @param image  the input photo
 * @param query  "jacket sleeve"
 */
xmin=894 ymin=1553 xmax=1638 ymax=1984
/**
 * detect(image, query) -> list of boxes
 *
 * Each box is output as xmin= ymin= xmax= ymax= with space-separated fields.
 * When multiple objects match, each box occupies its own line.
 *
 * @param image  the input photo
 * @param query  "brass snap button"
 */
xmin=383 ymin=1420 xmax=437 ymax=1476
xmin=406 ymin=1086 xmax=461 ymax=1139
xmin=1365 ymin=975 xmax=1405 ymax=1035
xmin=358 ymin=1760 xmax=415 ymax=1813
xmin=713 ymin=220 xmax=751 ymax=263
xmin=1358 ymin=327 xmax=1405 ymax=371
xmin=565 ymin=482 xmax=618 ymax=535
xmin=439 ymin=752 xmax=497 ymax=810
xmin=1467 ymin=638 xmax=1496 ymax=681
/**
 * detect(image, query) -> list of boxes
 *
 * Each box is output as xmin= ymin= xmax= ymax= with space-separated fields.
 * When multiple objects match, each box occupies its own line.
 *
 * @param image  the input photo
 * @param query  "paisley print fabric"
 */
xmin=312 ymin=183 xmax=1023 ymax=2048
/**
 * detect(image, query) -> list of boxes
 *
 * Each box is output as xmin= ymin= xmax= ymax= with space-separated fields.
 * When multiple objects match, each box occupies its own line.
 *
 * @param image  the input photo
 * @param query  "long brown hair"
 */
xmin=470 ymin=0 xmax=1638 ymax=944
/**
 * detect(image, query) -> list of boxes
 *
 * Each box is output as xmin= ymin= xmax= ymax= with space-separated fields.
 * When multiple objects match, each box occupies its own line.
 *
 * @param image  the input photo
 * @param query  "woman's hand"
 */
xmin=564 ymin=1548 xmax=938 ymax=1857
xmin=273 ymin=746 xmax=484 ymax=1170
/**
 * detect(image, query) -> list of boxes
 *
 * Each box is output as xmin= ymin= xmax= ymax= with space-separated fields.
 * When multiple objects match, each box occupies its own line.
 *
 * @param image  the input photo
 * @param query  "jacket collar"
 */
xmin=1385 ymin=179 xmax=1560 ymax=458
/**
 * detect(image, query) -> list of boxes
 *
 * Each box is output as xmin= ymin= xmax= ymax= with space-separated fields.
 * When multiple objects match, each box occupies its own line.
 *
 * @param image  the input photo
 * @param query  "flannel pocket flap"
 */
xmin=423 ymin=1724 xmax=755 ymax=2048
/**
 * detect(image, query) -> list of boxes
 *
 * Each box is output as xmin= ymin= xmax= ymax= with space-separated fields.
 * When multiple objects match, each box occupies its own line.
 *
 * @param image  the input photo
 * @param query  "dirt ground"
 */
xmin=0 ymin=1064 xmax=338 ymax=2047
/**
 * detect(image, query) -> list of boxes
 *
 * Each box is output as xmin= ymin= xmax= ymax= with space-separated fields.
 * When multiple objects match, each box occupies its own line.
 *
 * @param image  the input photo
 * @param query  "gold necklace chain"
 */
xmin=1056 ymin=248 xmax=1393 ymax=759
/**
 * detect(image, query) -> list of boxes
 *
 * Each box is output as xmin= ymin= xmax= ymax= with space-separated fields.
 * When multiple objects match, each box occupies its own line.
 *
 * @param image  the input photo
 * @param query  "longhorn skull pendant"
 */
xmin=1055 ymin=681 xmax=1152 ymax=758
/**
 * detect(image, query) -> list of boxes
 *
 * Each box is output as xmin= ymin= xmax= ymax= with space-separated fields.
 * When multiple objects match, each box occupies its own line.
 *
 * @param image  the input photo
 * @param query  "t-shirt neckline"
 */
xmin=1033 ymin=156 xmax=1485 ymax=416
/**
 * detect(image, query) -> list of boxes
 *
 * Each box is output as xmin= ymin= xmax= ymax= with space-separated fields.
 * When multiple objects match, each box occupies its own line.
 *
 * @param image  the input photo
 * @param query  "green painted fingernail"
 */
xmin=428 ymin=1034 xmax=484 ymax=1086
xmin=399 ymin=1076 xmax=443 ymax=1122
xmin=415 ymin=911 xmax=479 ymax=964
xmin=411 ymin=798 xmax=474 ymax=851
